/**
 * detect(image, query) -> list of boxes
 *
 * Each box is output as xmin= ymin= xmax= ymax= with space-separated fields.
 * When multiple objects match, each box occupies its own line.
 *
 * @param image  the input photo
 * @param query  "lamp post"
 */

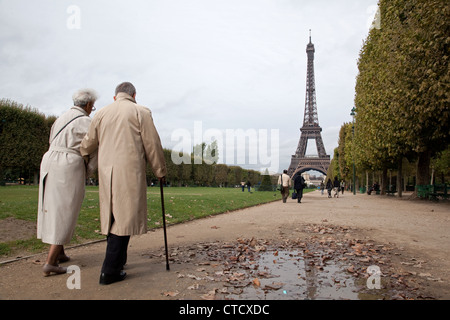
xmin=350 ymin=107 xmax=356 ymax=195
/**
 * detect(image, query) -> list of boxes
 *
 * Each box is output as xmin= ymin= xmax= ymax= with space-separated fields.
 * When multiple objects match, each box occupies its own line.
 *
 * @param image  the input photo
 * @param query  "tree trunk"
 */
xmin=381 ymin=167 xmax=388 ymax=195
xmin=0 ymin=167 xmax=4 ymax=186
xmin=416 ymin=150 xmax=431 ymax=185
xmin=365 ymin=170 xmax=368 ymax=191
xmin=389 ymin=170 xmax=392 ymax=191
xmin=415 ymin=149 xmax=431 ymax=196
xmin=397 ymin=157 xmax=403 ymax=197
xmin=33 ymin=170 xmax=39 ymax=185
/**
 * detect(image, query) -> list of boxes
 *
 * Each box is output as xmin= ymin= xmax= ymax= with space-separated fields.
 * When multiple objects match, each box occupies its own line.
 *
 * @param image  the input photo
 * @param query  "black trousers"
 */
xmin=295 ymin=188 xmax=304 ymax=202
xmin=101 ymin=233 xmax=130 ymax=275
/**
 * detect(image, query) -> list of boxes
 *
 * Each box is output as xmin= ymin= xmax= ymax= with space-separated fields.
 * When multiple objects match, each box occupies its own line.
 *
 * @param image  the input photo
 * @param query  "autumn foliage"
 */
xmin=332 ymin=0 xmax=449 ymax=194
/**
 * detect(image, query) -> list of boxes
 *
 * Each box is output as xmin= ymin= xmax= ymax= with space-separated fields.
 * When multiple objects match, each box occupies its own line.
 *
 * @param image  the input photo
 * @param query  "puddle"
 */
xmin=225 ymin=250 xmax=361 ymax=300
xmin=152 ymin=232 xmax=429 ymax=300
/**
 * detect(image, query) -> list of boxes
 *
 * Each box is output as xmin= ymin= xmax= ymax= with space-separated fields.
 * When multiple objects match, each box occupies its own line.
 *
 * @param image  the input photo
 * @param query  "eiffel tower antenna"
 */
xmin=288 ymin=33 xmax=330 ymax=177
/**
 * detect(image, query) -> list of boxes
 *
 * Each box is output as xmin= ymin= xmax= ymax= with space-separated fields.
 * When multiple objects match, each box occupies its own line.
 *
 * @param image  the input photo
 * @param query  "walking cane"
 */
xmin=159 ymin=177 xmax=170 ymax=271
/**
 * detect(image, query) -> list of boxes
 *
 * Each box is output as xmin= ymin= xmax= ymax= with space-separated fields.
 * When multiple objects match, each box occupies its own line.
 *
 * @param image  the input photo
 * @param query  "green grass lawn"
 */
xmin=1 ymin=185 xmax=313 ymax=257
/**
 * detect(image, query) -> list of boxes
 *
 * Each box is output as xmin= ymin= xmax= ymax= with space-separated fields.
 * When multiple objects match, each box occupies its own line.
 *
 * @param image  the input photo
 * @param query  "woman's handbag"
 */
xmin=292 ymin=192 xmax=298 ymax=199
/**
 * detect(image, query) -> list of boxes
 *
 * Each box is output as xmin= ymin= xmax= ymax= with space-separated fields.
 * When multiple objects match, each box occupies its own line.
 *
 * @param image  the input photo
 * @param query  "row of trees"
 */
xmin=327 ymin=0 xmax=449 ymax=195
xmin=0 ymin=99 xmax=56 ymax=185
xmin=0 ymin=99 xmax=272 ymax=188
xmin=146 ymin=148 xmax=266 ymax=187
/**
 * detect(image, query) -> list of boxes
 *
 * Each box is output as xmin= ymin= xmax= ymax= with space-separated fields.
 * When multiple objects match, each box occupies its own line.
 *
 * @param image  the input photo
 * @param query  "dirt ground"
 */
xmin=0 ymin=190 xmax=449 ymax=300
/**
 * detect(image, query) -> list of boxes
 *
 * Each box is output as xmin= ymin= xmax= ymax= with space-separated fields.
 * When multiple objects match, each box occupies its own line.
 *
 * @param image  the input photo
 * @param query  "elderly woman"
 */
xmin=37 ymin=89 xmax=98 ymax=276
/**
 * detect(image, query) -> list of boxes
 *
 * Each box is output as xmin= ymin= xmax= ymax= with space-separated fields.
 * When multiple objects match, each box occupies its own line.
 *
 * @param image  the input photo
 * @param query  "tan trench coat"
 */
xmin=37 ymin=107 xmax=97 ymax=245
xmin=80 ymin=93 xmax=166 ymax=236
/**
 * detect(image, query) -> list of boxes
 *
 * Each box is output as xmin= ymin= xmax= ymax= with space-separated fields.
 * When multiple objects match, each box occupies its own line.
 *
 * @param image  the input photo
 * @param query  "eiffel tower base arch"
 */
xmin=288 ymin=156 xmax=330 ymax=178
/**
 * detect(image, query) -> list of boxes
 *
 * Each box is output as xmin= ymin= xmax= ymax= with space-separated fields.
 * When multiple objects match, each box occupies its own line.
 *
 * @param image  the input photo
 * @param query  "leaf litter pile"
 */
xmin=144 ymin=223 xmax=438 ymax=300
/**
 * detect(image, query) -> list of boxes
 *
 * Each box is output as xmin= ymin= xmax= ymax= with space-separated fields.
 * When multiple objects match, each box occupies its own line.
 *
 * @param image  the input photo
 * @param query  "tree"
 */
xmin=227 ymin=166 xmax=242 ymax=187
xmin=432 ymin=146 xmax=450 ymax=184
xmin=381 ymin=0 xmax=449 ymax=187
xmin=353 ymin=0 xmax=449 ymax=194
xmin=259 ymin=169 xmax=274 ymax=191
xmin=326 ymin=148 xmax=340 ymax=182
xmin=213 ymin=164 xmax=229 ymax=186
xmin=337 ymin=123 xmax=352 ymax=181
xmin=0 ymin=99 xmax=53 ymax=184
xmin=163 ymin=148 xmax=181 ymax=185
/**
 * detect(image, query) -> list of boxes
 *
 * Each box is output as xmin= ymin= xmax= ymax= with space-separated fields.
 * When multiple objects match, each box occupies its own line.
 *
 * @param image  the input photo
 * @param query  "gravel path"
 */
xmin=1 ymin=190 xmax=449 ymax=300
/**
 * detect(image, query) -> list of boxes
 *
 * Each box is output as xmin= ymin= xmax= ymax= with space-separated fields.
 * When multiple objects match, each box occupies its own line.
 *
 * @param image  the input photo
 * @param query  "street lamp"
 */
xmin=350 ymin=107 xmax=356 ymax=195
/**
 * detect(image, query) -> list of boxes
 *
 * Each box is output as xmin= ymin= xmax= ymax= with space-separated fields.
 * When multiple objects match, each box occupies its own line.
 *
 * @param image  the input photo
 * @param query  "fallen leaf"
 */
xmin=201 ymin=289 xmax=216 ymax=300
xmin=359 ymin=257 xmax=370 ymax=263
xmin=257 ymin=271 xmax=279 ymax=279
xmin=418 ymin=273 xmax=432 ymax=278
xmin=187 ymin=274 xmax=202 ymax=281
xmin=162 ymin=291 xmax=179 ymax=297
xmin=255 ymin=245 xmax=266 ymax=252
xmin=252 ymin=278 xmax=261 ymax=287
xmin=264 ymin=282 xmax=284 ymax=290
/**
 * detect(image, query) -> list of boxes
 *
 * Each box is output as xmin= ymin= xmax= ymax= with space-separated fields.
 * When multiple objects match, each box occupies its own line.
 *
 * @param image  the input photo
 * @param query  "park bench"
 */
xmin=417 ymin=184 xmax=448 ymax=201
xmin=428 ymin=184 xmax=449 ymax=201
xmin=385 ymin=185 xmax=396 ymax=195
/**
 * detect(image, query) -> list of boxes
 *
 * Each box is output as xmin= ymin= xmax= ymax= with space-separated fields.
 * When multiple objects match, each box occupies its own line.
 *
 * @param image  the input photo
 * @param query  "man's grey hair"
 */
xmin=72 ymin=89 xmax=99 ymax=108
xmin=115 ymin=82 xmax=136 ymax=97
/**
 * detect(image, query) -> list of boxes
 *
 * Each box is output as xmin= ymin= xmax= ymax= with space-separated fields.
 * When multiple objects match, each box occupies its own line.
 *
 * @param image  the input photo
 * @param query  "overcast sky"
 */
xmin=0 ymin=0 xmax=378 ymax=174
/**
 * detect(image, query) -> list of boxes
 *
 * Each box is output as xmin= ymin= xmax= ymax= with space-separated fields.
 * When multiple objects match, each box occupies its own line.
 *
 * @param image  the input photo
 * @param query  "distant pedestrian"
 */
xmin=241 ymin=181 xmax=245 ymax=192
xmin=326 ymin=178 xmax=332 ymax=198
xmin=247 ymin=181 xmax=252 ymax=192
xmin=293 ymin=174 xmax=306 ymax=203
xmin=277 ymin=170 xmax=291 ymax=203
xmin=333 ymin=176 xmax=340 ymax=198
xmin=340 ymin=180 xmax=345 ymax=195
xmin=320 ymin=181 xmax=325 ymax=195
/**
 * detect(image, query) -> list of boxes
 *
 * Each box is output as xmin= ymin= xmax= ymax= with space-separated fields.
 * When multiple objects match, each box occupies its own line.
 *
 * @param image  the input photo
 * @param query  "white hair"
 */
xmin=72 ymin=88 xmax=99 ymax=107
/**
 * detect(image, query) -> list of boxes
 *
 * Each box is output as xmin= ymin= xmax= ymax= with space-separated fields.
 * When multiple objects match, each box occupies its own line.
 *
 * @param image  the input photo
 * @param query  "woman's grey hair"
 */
xmin=115 ymin=82 xmax=136 ymax=97
xmin=72 ymin=89 xmax=99 ymax=108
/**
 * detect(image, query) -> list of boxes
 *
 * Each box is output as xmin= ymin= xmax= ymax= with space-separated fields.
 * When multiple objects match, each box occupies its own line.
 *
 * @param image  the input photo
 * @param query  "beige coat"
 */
xmin=277 ymin=173 xmax=291 ymax=187
xmin=80 ymin=93 xmax=166 ymax=236
xmin=37 ymin=107 xmax=97 ymax=245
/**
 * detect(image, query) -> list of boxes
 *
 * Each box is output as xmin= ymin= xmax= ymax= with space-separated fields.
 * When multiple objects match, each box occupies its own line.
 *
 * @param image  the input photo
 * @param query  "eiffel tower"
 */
xmin=288 ymin=32 xmax=330 ymax=177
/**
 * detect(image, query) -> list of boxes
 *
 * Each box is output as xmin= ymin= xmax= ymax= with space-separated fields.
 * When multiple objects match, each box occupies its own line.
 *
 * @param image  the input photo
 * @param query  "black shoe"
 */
xmin=99 ymin=271 xmax=127 ymax=285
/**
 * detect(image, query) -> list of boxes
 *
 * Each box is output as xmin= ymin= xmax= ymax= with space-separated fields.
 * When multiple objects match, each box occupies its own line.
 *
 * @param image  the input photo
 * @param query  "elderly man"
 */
xmin=38 ymin=89 xmax=98 ymax=276
xmin=277 ymin=170 xmax=291 ymax=203
xmin=80 ymin=82 xmax=166 ymax=285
